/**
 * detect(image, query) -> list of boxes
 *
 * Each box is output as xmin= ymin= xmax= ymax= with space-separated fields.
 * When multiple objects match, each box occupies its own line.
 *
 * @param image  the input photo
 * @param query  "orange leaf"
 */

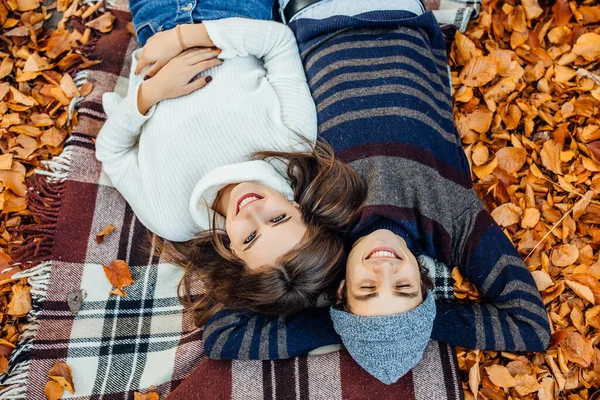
xmin=471 ymin=142 xmax=489 ymax=166
xmin=23 ymin=53 xmax=50 ymax=72
xmin=485 ymin=364 xmax=517 ymax=388
xmin=551 ymin=330 xmax=594 ymax=367
xmin=0 ymin=58 xmax=14 ymax=80
xmin=552 ymin=0 xmax=572 ymax=27
xmin=44 ymin=380 xmax=64 ymax=400
xmin=96 ymin=224 xmax=115 ymax=244
xmin=0 ymin=356 xmax=8 ymax=374
xmin=531 ymin=270 xmax=553 ymax=291
xmin=454 ymin=31 xmax=480 ymax=66
xmin=8 ymin=87 xmax=35 ymax=106
xmin=46 ymin=30 xmax=72 ymax=59
xmin=551 ymin=244 xmax=579 ymax=267
xmin=572 ymin=33 xmax=600 ymax=62
xmin=48 ymin=361 xmax=75 ymax=394
xmin=0 ymin=154 xmax=13 ymax=170
xmin=60 ymin=73 xmax=80 ymax=98
xmin=565 ymin=279 xmax=595 ymax=305
xmin=496 ymin=147 xmax=526 ymax=174
xmin=580 ymin=6 xmax=600 ymax=24
xmin=460 ymin=56 xmax=498 ymax=87
xmin=134 ymin=392 xmax=160 ymax=400
xmin=85 ymin=12 xmax=115 ymax=33
xmin=16 ymin=0 xmax=39 ymax=11
xmin=491 ymin=203 xmax=522 ymax=227
xmin=103 ymin=260 xmax=134 ymax=295
xmin=7 ymin=281 xmax=32 ymax=316
xmin=521 ymin=0 xmax=543 ymax=20
xmin=468 ymin=362 xmax=480 ymax=399
xmin=41 ymin=127 xmax=67 ymax=148
xmin=540 ymin=140 xmax=562 ymax=175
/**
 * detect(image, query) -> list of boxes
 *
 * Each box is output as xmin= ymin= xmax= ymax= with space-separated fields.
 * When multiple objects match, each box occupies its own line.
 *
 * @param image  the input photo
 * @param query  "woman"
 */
xmin=95 ymin=1 xmax=367 ymax=324
xmin=200 ymin=0 xmax=551 ymax=384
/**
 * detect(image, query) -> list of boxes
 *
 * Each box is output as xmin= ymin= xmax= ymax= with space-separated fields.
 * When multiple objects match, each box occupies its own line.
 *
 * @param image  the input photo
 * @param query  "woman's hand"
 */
xmin=135 ymin=24 xmax=215 ymax=78
xmin=137 ymin=48 xmax=222 ymax=115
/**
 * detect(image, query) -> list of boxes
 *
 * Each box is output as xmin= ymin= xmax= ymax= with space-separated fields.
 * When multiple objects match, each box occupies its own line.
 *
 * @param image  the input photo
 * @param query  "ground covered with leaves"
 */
xmin=450 ymin=0 xmax=600 ymax=398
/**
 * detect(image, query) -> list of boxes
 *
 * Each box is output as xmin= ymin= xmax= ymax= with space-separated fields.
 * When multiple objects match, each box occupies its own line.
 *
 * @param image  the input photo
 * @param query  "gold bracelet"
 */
xmin=176 ymin=24 xmax=187 ymax=51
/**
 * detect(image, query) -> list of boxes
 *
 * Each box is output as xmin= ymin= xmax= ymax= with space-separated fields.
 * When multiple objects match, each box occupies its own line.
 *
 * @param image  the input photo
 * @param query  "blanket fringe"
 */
xmin=0 ymin=261 xmax=51 ymax=399
xmin=11 ymin=144 xmax=73 ymax=264
xmin=0 ymin=52 xmax=90 ymax=395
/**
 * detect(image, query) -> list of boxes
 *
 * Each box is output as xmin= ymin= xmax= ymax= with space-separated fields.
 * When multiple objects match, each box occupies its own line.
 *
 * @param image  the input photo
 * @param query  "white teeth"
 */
xmin=239 ymin=196 xmax=259 ymax=210
xmin=369 ymin=251 xmax=397 ymax=259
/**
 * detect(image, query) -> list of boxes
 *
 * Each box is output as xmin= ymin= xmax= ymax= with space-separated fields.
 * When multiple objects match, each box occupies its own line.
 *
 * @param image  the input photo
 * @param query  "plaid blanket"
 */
xmin=0 ymin=0 xmax=479 ymax=398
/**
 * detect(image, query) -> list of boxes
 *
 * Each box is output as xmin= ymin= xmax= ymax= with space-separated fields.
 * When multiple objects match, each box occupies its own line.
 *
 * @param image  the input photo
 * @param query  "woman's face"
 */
xmin=225 ymin=182 xmax=307 ymax=270
xmin=341 ymin=229 xmax=423 ymax=316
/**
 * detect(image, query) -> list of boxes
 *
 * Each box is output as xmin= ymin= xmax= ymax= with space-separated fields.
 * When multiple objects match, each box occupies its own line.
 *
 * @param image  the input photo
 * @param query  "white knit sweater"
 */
xmin=96 ymin=18 xmax=317 ymax=242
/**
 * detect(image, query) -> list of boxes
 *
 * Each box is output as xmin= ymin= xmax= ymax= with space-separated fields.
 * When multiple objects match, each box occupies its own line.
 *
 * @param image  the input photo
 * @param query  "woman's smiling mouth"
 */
xmin=236 ymin=193 xmax=263 ymax=215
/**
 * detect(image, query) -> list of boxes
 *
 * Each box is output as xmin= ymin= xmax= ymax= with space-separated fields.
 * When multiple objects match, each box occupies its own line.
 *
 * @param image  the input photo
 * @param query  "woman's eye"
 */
xmin=271 ymin=214 xmax=286 ymax=223
xmin=243 ymin=232 xmax=256 ymax=244
xmin=396 ymin=284 xmax=411 ymax=289
xmin=361 ymin=286 xmax=375 ymax=290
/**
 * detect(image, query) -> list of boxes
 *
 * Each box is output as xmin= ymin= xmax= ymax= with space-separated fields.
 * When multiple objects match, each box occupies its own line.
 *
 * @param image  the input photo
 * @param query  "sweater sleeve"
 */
xmin=203 ymin=18 xmax=317 ymax=146
xmin=203 ymin=308 xmax=341 ymax=360
xmin=431 ymin=199 xmax=551 ymax=352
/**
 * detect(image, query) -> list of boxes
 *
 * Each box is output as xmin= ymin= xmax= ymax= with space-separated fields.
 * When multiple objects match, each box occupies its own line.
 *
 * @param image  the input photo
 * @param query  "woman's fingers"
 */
xmin=135 ymin=53 xmax=149 ymax=75
xmin=190 ymin=58 xmax=223 ymax=74
xmin=182 ymin=76 xmax=213 ymax=96
xmin=183 ymin=49 xmax=221 ymax=65
xmin=145 ymin=60 xmax=166 ymax=78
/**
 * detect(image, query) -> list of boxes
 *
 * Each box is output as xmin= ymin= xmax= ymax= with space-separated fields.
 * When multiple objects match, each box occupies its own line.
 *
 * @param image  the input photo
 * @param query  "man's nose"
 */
xmin=372 ymin=260 xmax=399 ymax=274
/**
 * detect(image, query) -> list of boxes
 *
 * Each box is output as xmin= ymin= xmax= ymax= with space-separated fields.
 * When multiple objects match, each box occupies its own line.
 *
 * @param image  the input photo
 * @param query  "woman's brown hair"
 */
xmin=174 ymin=139 xmax=367 ymax=326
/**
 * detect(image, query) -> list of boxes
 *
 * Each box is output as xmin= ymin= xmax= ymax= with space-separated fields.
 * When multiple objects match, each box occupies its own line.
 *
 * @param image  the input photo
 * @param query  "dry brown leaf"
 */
xmin=521 ymin=208 xmax=540 ymax=229
xmin=41 ymin=127 xmax=67 ymax=148
xmin=565 ymin=279 xmax=595 ymax=305
xmin=96 ymin=224 xmax=115 ymax=244
xmin=6 ymin=281 xmax=32 ymax=316
xmin=48 ymin=361 xmax=75 ymax=394
xmin=103 ymin=260 xmax=134 ymax=296
xmin=469 ymin=361 xmax=480 ymax=399
xmin=85 ymin=12 xmax=115 ymax=33
xmin=0 ymin=154 xmax=13 ymax=170
xmin=471 ymin=142 xmax=489 ymax=166
xmin=551 ymin=330 xmax=594 ymax=367
xmin=44 ymin=380 xmax=64 ymax=400
xmin=532 ymin=270 xmax=554 ymax=291
xmin=0 ymin=58 xmax=14 ymax=80
xmin=580 ymin=6 xmax=600 ymax=24
xmin=572 ymin=33 xmax=600 ymax=61
xmin=23 ymin=53 xmax=50 ymax=72
xmin=472 ymin=156 xmax=498 ymax=180
xmin=551 ymin=244 xmax=579 ymax=267
xmin=46 ymin=30 xmax=72 ymax=59
xmin=553 ymin=0 xmax=572 ymax=27
xmin=522 ymin=0 xmax=544 ymax=20
xmin=485 ymin=364 xmax=517 ymax=388
xmin=491 ymin=203 xmax=522 ymax=227
xmin=514 ymin=374 xmax=541 ymax=396
xmin=496 ymin=147 xmax=527 ymax=174
xmin=460 ymin=56 xmax=498 ymax=87
xmin=16 ymin=0 xmax=39 ymax=11
xmin=454 ymin=31 xmax=480 ymax=66
xmin=0 ymin=355 xmax=8 ymax=374
xmin=540 ymin=140 xmax=562 ymax=175
xmin=60 ymin=73 xmax=80 ymax=98
xmin=134 ymin=392 xmax=160 ymax=400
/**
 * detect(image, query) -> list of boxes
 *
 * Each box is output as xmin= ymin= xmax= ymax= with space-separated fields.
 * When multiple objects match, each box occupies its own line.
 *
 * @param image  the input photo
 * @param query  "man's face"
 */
xmin=340 ymin=229 xmax=423 ymax=316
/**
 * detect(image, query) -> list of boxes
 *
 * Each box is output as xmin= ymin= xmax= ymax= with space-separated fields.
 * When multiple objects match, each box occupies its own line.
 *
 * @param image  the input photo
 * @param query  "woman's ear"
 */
xmin=336 ymin=279 xmax=346 ymax=304
xmin=290 ymin=200 xmax=300 ymax=209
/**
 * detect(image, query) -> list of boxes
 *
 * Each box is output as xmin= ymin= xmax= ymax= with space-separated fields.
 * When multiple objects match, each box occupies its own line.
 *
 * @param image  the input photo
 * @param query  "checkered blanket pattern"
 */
xmin=0 ymin=0 xmax=480 ymax=398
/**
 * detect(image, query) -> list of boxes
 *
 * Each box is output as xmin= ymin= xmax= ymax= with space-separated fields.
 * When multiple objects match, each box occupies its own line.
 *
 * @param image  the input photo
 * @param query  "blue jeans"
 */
xmin=130 ymin=0 xmax=276 ymax=46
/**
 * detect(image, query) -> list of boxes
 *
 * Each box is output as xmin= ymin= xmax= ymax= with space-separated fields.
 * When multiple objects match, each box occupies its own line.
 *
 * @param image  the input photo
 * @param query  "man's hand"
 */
xmin=137 ymin=48 xmax=222 ymax=114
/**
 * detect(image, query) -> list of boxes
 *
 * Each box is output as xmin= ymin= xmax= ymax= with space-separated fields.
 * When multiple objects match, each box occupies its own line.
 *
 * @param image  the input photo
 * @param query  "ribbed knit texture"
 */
xmin=202 ymin=11 xmax=551 ymax=360
xmin=329 ymin=292 xmax=436 ymax=384
xmin=95 ymin=18 xmax=317 ymax=241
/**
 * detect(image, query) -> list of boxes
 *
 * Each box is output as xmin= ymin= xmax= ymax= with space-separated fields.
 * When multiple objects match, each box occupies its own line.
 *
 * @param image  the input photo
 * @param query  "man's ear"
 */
xmin=336 ymin=279 xmax=346 ymax=305
xmin=291 ymin=200 xmax=300 ymax=209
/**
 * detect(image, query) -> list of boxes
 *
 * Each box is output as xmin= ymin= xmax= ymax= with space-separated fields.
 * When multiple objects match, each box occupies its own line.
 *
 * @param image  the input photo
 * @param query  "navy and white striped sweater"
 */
xmin=202 ymin=11 xmax=551 ymax=360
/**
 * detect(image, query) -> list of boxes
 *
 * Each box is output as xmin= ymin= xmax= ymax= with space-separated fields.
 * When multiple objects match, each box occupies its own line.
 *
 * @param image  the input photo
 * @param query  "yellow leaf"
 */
xmin=491 ymin=203 xmax=522 ymax=227
xmin=531 ymin=270 xmax=553 ymax=291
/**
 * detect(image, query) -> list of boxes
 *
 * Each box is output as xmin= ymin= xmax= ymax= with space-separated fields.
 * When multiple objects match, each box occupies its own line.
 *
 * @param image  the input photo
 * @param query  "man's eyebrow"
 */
xmin=243 ymin=216 xmax=293 ymax=251
xmin=394 ymin=291 xmax=420 ymax=298
xmin=353 ymin=292 xmax=379 ymax=301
